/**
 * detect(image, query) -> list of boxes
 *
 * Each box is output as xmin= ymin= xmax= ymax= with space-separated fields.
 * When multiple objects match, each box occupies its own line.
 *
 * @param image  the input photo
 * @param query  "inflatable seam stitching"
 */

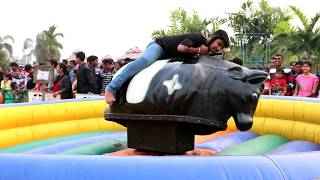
xmin=264 ymin=155 xmax=287 ymax=180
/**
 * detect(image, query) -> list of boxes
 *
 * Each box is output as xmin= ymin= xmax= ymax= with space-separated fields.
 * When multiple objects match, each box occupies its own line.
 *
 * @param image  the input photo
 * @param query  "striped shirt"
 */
xmin=100 ymin=70 xmax=117 ymax=93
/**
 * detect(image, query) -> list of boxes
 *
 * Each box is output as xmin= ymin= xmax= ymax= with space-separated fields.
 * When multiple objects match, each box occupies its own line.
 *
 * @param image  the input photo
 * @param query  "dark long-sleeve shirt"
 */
xmin=77 ymin=63 xmax=98 ymax=94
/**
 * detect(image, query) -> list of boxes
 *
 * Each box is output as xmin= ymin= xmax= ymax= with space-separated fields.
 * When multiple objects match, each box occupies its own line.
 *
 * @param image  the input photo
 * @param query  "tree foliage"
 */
xmin=228 ymin=0 xmax=292 ymax=66
xmin=0 ymin=51 xmax=9 ymax=68
xmin=152 ymin=8 xmax=226 ymax=38
xmin=35 ymin=25 xmax=63 ymax=64
xmin=274 ymin=6 xmax=320 ymax=62
xmin=0 ymin=35 xmax=14 ymax=67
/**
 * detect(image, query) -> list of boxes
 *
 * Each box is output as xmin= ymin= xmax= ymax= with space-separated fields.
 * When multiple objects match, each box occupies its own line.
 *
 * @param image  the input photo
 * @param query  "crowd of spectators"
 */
xmin=0 ymin=52 xmax=319 ymax=104
xmin=0 ymin=62 xmax=34 ymax=103
xmin=0 ymin=51 xmax=127 ymax=103
xmin=257 ymin=54 xmax=320 ymax=98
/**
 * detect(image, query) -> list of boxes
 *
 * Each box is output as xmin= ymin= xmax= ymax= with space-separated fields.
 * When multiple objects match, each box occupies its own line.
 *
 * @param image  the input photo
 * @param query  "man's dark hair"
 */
xmin=289 ymin=61 xmax=296 ymax=66
xmin=115 ymin=61 xmax=123 ymax=67
xmin=3 ymin=73 xmax=11 ymax=79
xmin=295 ymin=60 xmax=304 ymax=66
xmin=49 ymin=59 xmax=58 ymax=68
xmin=75 ymin=51 xmax=86 ymax=61
xmin=62 ymin=59 xmax=68 ymax=65
xmin=9 ymin=62 xmax=19 ymax=68
xmin=274 ymin=54 xmax=284 ymax=60
xmin=24 ymin=64 xmax=33 ymax=72
xmin=276 ymin=68 xmax=284 ymax=74
xmin=207 ymin=29 xmax=230 ymax=48
xmin=261 ymin=66 xmax=270 ymax=72
xmin=231 ymin=57 xmax=243 ymax=66
xmin=87 ymin=55 xmax=98 ymax=64
xmin=69 ymin=60 xmax=76 ymax=66
xmin=102 ymin=58 xmax=114 ymax=65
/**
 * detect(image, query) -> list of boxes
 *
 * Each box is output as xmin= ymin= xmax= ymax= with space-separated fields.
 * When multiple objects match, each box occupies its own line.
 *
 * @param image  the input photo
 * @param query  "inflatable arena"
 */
xmin=0 ymin=96 xmax=319 ymax=179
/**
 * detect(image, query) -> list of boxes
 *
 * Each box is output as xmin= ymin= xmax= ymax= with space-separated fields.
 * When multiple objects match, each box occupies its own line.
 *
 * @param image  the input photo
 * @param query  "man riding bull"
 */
xmin=105 ymin=30 xmax=230 ymax=105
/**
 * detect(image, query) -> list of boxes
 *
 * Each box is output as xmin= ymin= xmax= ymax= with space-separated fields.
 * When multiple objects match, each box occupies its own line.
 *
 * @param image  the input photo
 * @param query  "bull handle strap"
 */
xmin=105 ymin=113 xmax=227 ymax=130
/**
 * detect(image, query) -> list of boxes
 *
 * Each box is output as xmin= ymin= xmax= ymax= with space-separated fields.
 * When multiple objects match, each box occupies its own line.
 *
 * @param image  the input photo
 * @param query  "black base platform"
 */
xmin=105 ymin=112 xmax=226 ymax=154
xmin=127 ymin=121 xmax=194 ymax=154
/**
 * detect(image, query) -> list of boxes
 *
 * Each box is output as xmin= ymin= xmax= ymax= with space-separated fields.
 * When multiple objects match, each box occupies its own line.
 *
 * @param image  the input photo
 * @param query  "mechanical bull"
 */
xmin=105 ymin=56 xmax=267 ymax=153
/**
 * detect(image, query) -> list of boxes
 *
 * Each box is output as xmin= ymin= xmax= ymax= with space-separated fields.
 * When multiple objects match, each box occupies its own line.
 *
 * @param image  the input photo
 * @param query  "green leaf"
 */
xmin=290 ymin=6 xmax=309 ymax=29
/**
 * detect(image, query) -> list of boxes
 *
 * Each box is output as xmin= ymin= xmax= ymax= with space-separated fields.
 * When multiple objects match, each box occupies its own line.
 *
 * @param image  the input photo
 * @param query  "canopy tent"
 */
xmin=66 ymin=54 xmax=76 ymax=61
xmin=117 ymin=47 xmax=143 ymax=61
xmin=101 ymin=54 xmax=113 ymax=60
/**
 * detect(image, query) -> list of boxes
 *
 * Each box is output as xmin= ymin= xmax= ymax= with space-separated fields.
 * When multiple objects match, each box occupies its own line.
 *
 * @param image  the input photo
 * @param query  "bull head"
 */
xmin=227 ymin=67 xmax=268 ymax=131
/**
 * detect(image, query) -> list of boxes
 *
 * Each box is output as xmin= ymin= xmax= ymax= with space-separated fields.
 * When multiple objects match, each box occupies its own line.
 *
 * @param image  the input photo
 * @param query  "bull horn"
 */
xmin=233 ymin=113 xmax=253 ymax=131
xmin=227 ymin=66 xmax=246 ymax=80
xmin=245 ymin=70 xmax=268 ymax=84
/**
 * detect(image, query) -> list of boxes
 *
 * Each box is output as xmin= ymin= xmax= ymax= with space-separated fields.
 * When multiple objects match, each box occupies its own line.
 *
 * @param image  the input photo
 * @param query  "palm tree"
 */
xmin=35 ymin=25 xmax=63 ymax=64
xmin=35 ymin=34 xmax=50 ymax=64
xmin=274 ymin=6 xmax=320 ymax=67
xmin=0 ymin=35 xmax=14 ymax=67
xmin=152 ymin=8 xmax=226 ymax=38
xmin=290 ymin=6 xmax=320 ymax=60
xmin=43 ymin=25 xmax=64 ymax=59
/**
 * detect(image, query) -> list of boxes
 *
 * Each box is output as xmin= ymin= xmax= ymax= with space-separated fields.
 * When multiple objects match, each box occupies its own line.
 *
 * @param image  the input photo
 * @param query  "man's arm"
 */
xmin=177 ymin=44 xmax=208 ymax=54
xmin=312 ymin=78 xmax=319 ymax=96
xmin=281 ymin=86 xmax=287 ymax=96
xmin=293 ymin=82 xmax=299 ymax=96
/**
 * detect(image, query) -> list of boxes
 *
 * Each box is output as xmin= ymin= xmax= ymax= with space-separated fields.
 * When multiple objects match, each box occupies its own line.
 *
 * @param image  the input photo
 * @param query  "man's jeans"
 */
xmin=106 ymin=42 xmax=165 ymax=95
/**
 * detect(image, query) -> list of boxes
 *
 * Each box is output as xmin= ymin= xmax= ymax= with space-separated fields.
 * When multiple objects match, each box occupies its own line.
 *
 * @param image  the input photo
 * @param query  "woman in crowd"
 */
xmin=294 ymin=61 xmax=319 ymax=97
xmin=52 ymin=63 xmax=73 ymax=99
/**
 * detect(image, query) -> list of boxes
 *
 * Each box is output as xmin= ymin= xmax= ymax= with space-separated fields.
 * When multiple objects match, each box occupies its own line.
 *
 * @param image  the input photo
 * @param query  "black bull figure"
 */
xmin=105 ymin=56 xmax=267 ymax=153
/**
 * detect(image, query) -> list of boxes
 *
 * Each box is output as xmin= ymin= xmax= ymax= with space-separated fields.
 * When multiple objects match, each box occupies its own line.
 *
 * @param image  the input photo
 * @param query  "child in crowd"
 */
xmin=0 ymin=74 xmax=14 ymax=103
xmin=269 ymin=68 xmax=287 ymax=96
xmin=294 ymin=61 xmax=319 ymax=97
xmin=1 ymin=74 xmax=12 ymax=91
xmin=100 ymin=59 xmax=117 ymax=95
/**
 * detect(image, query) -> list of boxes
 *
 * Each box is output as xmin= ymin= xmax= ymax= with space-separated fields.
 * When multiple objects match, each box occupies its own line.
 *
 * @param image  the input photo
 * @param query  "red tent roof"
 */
xmin=66 ymin=54 xmax=76 ymax=61
xmin=117 ymin=47 xmax=143 ymax=60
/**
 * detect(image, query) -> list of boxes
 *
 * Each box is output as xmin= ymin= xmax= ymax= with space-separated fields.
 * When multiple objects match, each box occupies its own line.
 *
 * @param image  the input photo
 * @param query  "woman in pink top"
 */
xmin=294 ymin=61 xmax=319 ymax=97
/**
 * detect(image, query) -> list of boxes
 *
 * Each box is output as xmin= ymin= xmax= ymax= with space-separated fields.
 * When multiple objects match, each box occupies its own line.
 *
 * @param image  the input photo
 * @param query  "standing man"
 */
xmin=272 ymin=54 xmax=284 ymax=69
xmin=105 ymin=29 xmax=230 ymax=105
xmin=269 ymin=54 xmax=295 ymax=95
xmin=100 ymin=58 xmax=117 ymax=95
xmin=87 ymin=55 xmax=100 ymax=94
xmin=68 ymin=60 xmax=77 ymax=81
xmin=75 ymin=51 xmax=98 ymax=94
xmin=87 ymin=55 xmax=101 ymax=75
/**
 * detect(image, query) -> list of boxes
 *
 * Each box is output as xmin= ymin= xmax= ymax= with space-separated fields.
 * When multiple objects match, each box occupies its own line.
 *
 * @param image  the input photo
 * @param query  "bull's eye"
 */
xmin=252 ymin=93 xmax=259 ymax=99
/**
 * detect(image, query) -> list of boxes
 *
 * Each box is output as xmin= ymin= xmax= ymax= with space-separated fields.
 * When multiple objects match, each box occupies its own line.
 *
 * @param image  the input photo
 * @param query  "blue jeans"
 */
xmin=106 ymin=42 xmax=165 ymax=95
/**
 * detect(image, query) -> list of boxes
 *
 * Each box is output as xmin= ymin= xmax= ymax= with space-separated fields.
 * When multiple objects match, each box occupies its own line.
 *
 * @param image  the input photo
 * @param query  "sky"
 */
xmin=1 ymin=0 xmax=319 ymax=61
